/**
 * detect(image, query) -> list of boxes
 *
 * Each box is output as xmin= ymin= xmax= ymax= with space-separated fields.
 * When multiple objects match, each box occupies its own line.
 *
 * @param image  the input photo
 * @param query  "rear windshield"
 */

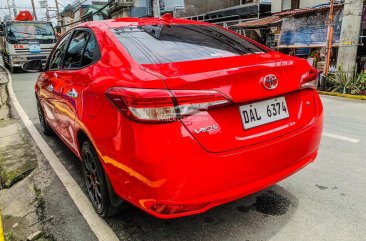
xmin=112 ymin=24 xmax=265 ymax=64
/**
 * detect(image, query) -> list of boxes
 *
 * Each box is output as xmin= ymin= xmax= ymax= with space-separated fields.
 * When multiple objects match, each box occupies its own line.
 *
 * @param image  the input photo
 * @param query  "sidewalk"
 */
xmin=0 ymin=66 xmax=52 ymax=241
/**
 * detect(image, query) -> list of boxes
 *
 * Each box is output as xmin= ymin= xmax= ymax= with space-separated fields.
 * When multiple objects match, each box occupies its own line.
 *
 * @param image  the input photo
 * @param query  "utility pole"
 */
xmin=40 ymin=0 xmax=51 ymax=21
xmin=152 ymin=0 xmax=160 ymax=18
xmin=6 ymin=0 xmax=12 ymax=19
xmin=46 ymin=1 xmax=50 ymax=21
xmin=324 ymin=0 xmax=335 ymax=76
xmin=337 ymin=0 xmax=363 ymax=77
xmin=6 ymin=0 xmax=16 ymax=19
xmin=11 ymin=0 xmax=17 ymax=18
xmin=31 ymin=0 xmax=37 ymax=20
xmin=54 ymin=0 xmax=61 ymax=25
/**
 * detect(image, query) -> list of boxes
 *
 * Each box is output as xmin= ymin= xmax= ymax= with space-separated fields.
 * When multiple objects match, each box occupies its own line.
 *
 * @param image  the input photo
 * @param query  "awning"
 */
xmin=274 ymin=3 xmax=343 ymax=17
xmin=232 ymin=16 xmax=282 ymax=29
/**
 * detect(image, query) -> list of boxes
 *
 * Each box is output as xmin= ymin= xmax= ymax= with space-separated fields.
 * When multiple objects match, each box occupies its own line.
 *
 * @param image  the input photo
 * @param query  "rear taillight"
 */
xmin=105 ymin=88 xmax=230 ymax=123
xmin=301 ymin=68 xmax=319 ymax=89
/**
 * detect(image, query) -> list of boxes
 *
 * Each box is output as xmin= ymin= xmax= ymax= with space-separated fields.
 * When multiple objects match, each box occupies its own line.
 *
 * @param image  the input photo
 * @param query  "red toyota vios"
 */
xmin=27 ymin=14 xmax=323 ymax=218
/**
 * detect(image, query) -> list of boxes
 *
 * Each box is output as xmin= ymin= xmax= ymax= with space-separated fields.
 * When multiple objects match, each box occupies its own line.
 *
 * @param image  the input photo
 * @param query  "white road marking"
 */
xmin=4 ymin=66 xmax=120 ymax=241
xmin=322 ymin=132 xmax=360 ymax=144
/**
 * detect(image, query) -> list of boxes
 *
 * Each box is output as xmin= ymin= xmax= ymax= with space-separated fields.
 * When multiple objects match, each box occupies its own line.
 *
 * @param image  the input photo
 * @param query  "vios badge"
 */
xmin=194 ymin=125 xmax=219 ymax=134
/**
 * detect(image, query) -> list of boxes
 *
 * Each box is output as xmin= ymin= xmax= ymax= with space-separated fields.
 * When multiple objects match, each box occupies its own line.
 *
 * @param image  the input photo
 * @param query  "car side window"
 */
xmin=81 ymin=34 xmax=100 ymax=67
xmin=63 ymin=30 xmax=90 ymax=69
xmin=48 ymin=33 xmax=71 ymax=70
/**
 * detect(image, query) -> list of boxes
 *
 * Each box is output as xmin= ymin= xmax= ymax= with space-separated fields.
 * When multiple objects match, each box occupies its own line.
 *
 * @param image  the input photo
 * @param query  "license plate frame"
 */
xmin=239 ymin=97 xmax=289 ymax=130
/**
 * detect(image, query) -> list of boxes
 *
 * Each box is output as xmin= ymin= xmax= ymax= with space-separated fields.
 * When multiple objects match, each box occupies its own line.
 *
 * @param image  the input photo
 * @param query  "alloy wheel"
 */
xmin=83 ymin=148 xmax=103 ymax=211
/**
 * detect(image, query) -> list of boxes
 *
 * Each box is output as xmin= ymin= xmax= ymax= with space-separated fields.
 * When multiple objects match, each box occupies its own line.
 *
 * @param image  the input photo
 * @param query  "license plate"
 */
xmin=29 ymin=43 xmax=41 ymax=54
xmin=239 ymin=97 xmax=289 ymax=130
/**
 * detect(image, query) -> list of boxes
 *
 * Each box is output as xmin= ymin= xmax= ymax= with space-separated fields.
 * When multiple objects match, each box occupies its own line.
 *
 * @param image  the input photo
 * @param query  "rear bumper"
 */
xmin=97 ymin=92 xmax=323 ymax=219
xmin=146 ymin=149 xmax=318 ymax=218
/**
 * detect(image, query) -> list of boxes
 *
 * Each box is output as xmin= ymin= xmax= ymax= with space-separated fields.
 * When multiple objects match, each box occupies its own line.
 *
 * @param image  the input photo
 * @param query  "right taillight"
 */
xmin=105 ymin=87 xmax=231 ymax=123
xmin=301 ymin=68 xmax=319 ymax=89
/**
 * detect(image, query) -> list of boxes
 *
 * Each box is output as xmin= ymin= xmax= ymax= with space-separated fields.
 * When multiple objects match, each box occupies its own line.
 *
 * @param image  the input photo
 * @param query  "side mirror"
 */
xmin=22 ymin=60 xmax=43 ymax=73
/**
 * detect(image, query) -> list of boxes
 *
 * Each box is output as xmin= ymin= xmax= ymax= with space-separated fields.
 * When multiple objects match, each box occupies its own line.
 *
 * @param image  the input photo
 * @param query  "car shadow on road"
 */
xmin=107 ymin=185 xmax=299 ymax=241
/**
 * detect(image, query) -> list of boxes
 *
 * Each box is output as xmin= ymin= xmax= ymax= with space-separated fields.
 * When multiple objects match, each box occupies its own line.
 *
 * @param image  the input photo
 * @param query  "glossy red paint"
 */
xmin=34 ymin=17 xmax=323 ymax=218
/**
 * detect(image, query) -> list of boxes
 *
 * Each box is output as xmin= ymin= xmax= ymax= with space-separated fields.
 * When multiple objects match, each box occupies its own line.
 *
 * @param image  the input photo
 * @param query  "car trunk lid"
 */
xmin=141 ymin=53 xmax=317 ymax=152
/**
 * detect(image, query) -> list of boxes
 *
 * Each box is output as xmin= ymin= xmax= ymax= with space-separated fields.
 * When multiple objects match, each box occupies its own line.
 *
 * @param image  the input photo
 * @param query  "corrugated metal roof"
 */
xmin=232 ymin=16 xmax=282 ymax=28
xmin=274 ymin=3 xmax=343 ymax=17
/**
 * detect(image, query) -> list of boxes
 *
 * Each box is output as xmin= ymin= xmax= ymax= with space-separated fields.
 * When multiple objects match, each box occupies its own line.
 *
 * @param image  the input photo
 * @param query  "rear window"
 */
xmin=113 ymin=24 xmax=265 ymax=64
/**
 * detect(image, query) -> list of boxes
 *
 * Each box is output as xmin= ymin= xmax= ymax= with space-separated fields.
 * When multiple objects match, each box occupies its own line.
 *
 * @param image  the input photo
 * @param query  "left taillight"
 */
xmin=105 ymin=87 xmax=231 ymax=123
xmin=301 ymin=68 xmax=319 ymax=89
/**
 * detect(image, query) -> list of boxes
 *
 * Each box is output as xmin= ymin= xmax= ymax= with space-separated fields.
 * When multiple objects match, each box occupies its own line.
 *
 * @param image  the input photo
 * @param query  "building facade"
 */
xmin=269 ymin=0 xmax=364 ymax=76
xmin=61 ymin=0 xmax=109 ymax=32
xmin=175 ymin=0 xmax=241 ymax=17
xmin=109 ymin=0 xmax=186 ymax=18
xmin=108 ymin=0 xmax=135 ymax=18
xmin=176 ymin=0 xmax=272 ymax=27
xmin=271 ymin=0 xmax=329 ymax=13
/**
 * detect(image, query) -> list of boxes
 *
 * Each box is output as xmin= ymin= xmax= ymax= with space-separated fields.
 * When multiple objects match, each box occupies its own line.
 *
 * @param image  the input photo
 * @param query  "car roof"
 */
xmin=77 ymin=15 xmax=210 ymax=29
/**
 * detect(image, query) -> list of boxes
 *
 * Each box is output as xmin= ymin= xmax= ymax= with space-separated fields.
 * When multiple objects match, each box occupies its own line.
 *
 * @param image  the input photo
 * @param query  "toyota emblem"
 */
xmin=263 ymin=74 xmax=278 ymax=90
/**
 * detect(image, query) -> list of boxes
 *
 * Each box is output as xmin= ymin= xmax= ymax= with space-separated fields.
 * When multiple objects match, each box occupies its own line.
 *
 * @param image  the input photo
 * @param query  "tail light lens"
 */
xmin=301 ymin=68 xmax=319 ymax=89
xmin=105 ymin=88 xmax=230 ymax=123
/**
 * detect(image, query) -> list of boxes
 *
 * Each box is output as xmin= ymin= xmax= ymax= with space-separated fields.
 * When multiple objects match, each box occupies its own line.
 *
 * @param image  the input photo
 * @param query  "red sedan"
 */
xmin=26 ymin=15 xmax=323 ymax=219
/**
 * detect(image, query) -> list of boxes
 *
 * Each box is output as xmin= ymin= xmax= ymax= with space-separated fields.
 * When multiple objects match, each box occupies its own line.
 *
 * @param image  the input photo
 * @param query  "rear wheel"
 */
xmin=81 ymin=141 xmax=118 ymax=217
xmin=36 ymin=98 xmax=53 ymax=135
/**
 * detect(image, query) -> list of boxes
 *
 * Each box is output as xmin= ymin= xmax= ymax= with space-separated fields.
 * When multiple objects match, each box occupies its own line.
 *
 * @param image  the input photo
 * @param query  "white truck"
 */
xmin=0 ymin=21 xmax=57 ymax=72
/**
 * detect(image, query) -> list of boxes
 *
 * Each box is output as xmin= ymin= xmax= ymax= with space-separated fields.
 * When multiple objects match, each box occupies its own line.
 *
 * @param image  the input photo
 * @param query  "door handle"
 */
xmin=67 ymin=88 xmax=78 ymax=98
xmin=46 ymin=84 xmax=54 ymax=92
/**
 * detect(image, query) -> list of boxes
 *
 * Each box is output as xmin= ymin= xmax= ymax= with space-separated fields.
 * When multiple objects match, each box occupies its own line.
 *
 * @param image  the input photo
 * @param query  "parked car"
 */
xmin=24 ymin=14 xmax=323 ymax=219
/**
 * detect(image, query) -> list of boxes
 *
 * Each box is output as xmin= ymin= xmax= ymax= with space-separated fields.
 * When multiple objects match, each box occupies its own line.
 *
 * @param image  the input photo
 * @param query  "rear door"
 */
xmin=55 ymin=29 xmax=99 ymax=151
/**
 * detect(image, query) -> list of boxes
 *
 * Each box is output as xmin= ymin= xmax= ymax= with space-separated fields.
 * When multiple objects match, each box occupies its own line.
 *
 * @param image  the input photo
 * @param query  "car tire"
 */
xmin=36 ymin=98 xmax=53 ymax=135
xmin=81 ymin=141 xmax=119 ymax=217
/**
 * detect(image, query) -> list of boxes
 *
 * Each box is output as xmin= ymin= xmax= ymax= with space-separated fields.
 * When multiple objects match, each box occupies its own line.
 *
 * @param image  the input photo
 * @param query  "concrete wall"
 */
xmin=272 ymin=0 xmax=281 ymax=13
xmin=176 ymin=0 xmax=241 ymax=17
xmin=134 ymin=0 xmax=147 ymax=8
xmin=299 ymin=0 xmax=328 ymax=8
xmin=163 ymin=0 xmax=184 ymax=12
xmin=337 ymin=0 xmax=363 ymax=76
xmin=272 ymin=0 xmax=329 ymax=13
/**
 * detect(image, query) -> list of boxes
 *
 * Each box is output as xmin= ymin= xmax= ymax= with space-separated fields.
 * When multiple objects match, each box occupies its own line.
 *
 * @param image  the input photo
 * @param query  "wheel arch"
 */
xmin=76 ymin=128 xmax=123 ymax=208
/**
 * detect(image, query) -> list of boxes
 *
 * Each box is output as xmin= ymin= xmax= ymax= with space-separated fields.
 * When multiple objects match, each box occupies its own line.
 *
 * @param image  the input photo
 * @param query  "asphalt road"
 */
xmin=9 ymin=71 xmax=366 ymax=241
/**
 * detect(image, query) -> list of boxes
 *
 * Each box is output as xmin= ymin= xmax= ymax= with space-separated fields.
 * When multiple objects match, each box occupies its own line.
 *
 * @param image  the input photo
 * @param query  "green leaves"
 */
xmin=324 ymin=65 xmax=366 ymax=95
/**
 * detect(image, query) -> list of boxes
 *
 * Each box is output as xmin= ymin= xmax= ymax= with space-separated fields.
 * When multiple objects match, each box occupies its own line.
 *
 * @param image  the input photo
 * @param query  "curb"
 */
xmin=0 ymin=65 xmax=120 ymax=240
xmin=318 ymin=91 xmax=366 ymax=100
xmin=0 ymin=208 xmax=4 ymax=241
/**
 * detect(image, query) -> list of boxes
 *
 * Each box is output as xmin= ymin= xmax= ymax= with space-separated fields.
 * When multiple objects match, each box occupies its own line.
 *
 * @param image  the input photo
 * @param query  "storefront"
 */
xmin=276 ymin=5 xmax=343 ymax=72
xmin=232 ymin=4 xmax=344 ymax=72
xmin=231 ymin=16 xmax=282 ymax=48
